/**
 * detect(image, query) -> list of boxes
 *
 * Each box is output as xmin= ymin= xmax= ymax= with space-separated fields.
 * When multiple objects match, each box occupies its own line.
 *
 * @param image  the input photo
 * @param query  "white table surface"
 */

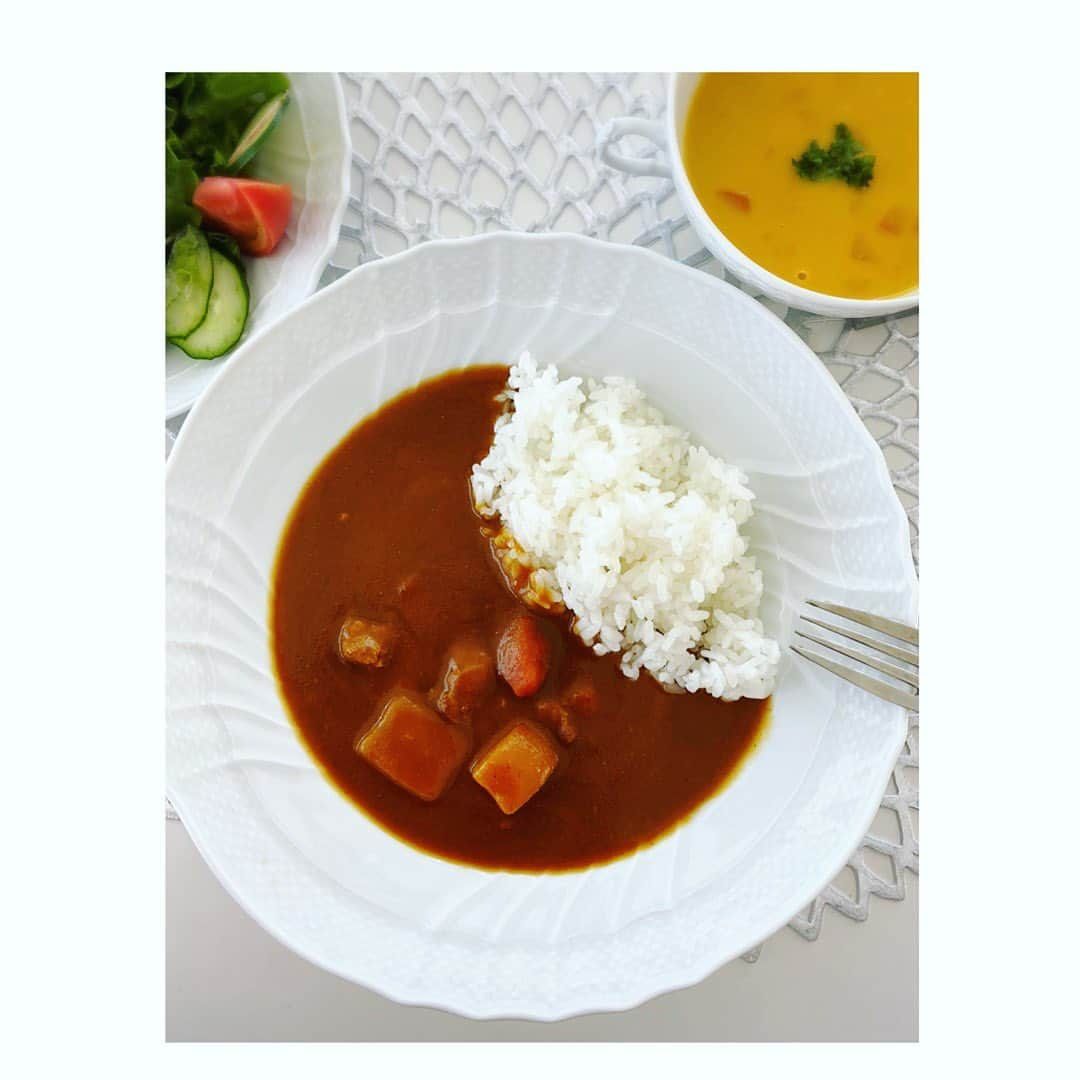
xmin=167 ymin=818 xmax=917 ymax=1041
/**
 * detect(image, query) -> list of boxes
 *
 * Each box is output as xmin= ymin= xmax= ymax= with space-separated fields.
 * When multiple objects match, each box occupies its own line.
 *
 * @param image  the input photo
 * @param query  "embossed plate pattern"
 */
xmin=167 ymin=232 xmax=917 ymax=1018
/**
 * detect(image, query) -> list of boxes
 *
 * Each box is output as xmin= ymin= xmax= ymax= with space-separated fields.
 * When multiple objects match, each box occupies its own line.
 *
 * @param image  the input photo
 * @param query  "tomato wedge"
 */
xmin=192 ymin=177 xmax=293 ymax=256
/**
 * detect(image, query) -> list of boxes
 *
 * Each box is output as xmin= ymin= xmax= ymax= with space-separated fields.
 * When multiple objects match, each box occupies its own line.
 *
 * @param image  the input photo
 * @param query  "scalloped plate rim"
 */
xmin=167 ymin=231 xmax=917 ymax=1020
xmin=167 ymin=720 xmax=906 ymax=1021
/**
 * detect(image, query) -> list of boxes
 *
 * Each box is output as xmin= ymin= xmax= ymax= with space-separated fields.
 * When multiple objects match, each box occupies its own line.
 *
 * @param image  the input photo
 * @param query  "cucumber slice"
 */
xmin=165 ymin=227 xmax=213 ymax=338
xmin=226 ymin=92 xmax=289 ymax=172
xmin=171 ymin=251 xmax=249 ymax=360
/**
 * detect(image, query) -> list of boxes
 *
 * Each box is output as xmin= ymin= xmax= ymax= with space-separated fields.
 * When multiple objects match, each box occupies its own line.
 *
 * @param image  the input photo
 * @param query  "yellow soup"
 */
xmin=682 ymin=72 xmax=918 ymax=300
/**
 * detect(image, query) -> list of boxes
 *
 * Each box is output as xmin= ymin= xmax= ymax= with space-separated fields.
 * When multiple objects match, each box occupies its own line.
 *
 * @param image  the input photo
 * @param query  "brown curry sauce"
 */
xmin=271 ymin=366 xmax=769 ymax=872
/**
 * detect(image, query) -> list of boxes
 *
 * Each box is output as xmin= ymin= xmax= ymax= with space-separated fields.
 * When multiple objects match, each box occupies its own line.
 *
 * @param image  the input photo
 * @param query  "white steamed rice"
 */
xmin=470 ymin=354 xmax=780 ymax=701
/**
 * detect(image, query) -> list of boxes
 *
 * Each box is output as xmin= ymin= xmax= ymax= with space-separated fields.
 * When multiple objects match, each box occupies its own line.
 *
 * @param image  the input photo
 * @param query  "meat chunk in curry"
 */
xmin=356 ymin=690 xmax=470 ymax=802
xmin=339 ymin=616 xmax=399 ymax=668
xmin=562 ymin=675 xmax=598 ymax=718
xmin=471 ymin=721 xmax=559 ymax=815
xmin=433 ymin=639 xmax=495 ymax=724
xmin=536 ymin=699 xmax=577 ymax=745
xmin=496 ymin=613 xmax=551 ymax=698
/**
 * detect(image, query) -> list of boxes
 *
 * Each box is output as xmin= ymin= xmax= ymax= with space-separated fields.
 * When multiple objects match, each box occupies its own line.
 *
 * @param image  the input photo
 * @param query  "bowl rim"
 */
xmin=664 ymin=72 xmax=919 ymax=319
xmin=296 ymin=71 xmax=353 ymax=309
xmin=167 ymin=231 xmax=917 ymax=1020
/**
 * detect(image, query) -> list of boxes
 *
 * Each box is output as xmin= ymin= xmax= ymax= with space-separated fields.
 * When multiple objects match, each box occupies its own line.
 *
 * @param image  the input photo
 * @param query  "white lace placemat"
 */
xmin=167 ymin=72 xmax=918 ymax=957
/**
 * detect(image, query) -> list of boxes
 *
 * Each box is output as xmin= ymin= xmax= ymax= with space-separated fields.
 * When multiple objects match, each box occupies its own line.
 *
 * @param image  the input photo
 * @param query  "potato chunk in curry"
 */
xmin=357 ymin=690 xmax=470 ymax=802
xmin=471 ymin=721 xmax=559 ymax=815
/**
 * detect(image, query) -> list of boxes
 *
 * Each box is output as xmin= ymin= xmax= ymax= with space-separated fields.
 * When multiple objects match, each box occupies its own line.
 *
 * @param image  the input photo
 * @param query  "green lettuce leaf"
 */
xmin=166 ymin=139 xmax=201 ymax=237
xmin=165 ymin=72 xmax=290 ymax=241
xmin=168 ymin=73 xmax=290 ymax=178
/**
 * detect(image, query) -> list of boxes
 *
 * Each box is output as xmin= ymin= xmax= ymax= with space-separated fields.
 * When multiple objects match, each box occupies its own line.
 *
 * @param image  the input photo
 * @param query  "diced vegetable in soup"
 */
xmin=682 ymin=72 xmax=918 ymax=299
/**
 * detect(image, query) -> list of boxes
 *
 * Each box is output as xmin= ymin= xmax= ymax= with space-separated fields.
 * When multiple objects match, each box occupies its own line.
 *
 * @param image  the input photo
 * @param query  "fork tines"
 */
xmin=792 ymin=601 xmax=918 ymax=710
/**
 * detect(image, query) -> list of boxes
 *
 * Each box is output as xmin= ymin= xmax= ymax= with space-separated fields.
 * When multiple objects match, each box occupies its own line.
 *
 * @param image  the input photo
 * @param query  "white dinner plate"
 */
xmin=165 ymin=72 xmax=351 ymax=420
xmin=166 ymin=232 xmax=917 ymax=1020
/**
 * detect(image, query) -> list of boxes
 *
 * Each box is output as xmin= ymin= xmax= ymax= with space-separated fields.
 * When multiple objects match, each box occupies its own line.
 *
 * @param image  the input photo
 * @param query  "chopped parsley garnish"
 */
xmin=792 ymin=123 xmax=875 ymax=189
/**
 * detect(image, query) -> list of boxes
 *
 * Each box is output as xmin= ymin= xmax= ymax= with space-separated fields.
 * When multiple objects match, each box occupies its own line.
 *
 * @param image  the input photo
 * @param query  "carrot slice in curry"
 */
xmin=496 ymin=613 xmax=551 ymax=698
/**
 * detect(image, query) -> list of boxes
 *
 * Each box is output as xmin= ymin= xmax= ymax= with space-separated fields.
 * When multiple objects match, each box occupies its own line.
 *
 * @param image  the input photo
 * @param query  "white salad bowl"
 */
xmin=598 ymin=73 xmax=919 ymax=318
xmin=166 ymin=232 xmax=917 ymax=1020
xmin=165 ymin=72 xmax=351 ymax=419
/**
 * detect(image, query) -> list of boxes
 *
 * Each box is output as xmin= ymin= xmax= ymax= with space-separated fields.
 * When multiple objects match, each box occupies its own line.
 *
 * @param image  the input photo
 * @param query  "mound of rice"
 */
xmin=471 ymin=354 xmax=779 ymax=701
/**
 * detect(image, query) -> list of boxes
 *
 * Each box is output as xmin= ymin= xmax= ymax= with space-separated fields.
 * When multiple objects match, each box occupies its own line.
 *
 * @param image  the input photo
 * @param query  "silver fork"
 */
xmin=791 ymin=600 xmax=918 ymax=710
